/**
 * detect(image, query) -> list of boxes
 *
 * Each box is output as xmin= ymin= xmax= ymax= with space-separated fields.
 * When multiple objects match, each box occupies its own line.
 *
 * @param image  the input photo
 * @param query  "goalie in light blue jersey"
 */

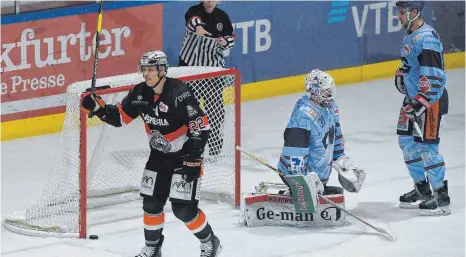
xmin=277 ymin=69 xmax=366 ymax=197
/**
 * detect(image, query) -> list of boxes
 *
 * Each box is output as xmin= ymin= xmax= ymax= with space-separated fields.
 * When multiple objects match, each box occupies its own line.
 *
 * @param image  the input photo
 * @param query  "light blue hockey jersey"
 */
xmin=277 ymin=96 xmax=345 ymax=184
xmin=400 ymin=23 xmax=446 ymax=103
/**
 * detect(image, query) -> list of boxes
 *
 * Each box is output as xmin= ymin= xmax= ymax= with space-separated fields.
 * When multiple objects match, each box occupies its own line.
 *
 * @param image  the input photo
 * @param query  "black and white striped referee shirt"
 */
xmin=179 ymin=3 xmax=235 ymax=68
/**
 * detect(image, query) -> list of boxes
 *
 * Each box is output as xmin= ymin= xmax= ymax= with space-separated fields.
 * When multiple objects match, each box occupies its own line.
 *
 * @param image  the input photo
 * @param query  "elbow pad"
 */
xmin=183 ymin=130 xmax=210 ymax=157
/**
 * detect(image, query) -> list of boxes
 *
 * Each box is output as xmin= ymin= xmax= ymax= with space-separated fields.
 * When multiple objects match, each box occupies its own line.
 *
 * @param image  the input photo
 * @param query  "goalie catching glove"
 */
xmin=333 ymin=155 xmax=366 ymax=193
xmin=181 ymin=155 xmax=203 ymax=183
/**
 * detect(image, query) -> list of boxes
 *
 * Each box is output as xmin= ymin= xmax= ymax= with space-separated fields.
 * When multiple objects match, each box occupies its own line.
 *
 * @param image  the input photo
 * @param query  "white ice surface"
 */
xmin=2 ymin=69 xmax=465 ymax=257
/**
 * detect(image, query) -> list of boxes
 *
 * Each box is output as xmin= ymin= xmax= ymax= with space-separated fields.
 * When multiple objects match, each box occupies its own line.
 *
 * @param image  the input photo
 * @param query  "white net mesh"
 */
xmin=4 ymin=67 xmax=239 ymax=237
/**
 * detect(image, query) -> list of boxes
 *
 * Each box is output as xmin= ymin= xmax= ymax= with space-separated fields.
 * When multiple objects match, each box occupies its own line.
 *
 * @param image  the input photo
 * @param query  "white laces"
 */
xmin=136 ymin=246 xmax=156 ymax=257
xmin=200 ymin=241 xmax=213 ymax=257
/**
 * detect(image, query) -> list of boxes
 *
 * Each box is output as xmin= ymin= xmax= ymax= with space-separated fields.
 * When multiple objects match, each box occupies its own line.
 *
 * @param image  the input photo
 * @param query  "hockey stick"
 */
xmin=412 ymin=116 xmax=424 ymax=141
xmin=236 ymin=145 xmax=395 ymax=241
xmin=88 ymin=0 xmax=104 ymax=118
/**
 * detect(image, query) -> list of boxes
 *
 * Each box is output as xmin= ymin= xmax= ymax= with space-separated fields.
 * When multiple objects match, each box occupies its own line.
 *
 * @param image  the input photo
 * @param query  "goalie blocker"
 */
xmin=240 ymin=183 xmax=346 ymax=228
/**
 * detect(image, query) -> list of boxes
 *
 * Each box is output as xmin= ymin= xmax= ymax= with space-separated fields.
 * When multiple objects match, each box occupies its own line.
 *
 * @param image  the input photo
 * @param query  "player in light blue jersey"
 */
xmin=277 ymin=69 xmax=366 ymax=198
xmin=395 ymin=1 xmax=450 ymax=216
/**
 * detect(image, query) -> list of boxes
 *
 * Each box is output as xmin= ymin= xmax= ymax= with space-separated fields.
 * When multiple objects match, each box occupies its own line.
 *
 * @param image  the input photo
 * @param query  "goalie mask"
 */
xmin=305 ymin=69 xmax=336 ymax=107
xmin=138 ymin=50 xmax=169 ymax=76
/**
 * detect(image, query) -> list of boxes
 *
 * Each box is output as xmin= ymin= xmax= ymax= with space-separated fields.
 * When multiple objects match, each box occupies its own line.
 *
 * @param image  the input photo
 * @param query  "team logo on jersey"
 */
xmin=132 ymin=95 xmax=149 ymax=106
xmin=217 ymin=22 xmax=223 ymax=31
xmin=317 ymin=117 xmax=325 ymax=128
xmin=150 ymin=129 xmax=172 ymax=153
xmin=159 ymin=102 xmax=168 ymax=112
xmin=419 ymin=76 xmax=431 ymax=93
xmin=143 ymin=113 xmax=169 ymax=126
xmin=412 ymin=35 xmax=421 ymax=42
xmin=175 ymin=91 xmax=191 ymax=107
xmin=186 ymin=105 xmax=198 ymax=117
xmin=403 ymin=44 xmax=410 ymax=55
xmin=290 ymin=156 xmax=305 ymax=174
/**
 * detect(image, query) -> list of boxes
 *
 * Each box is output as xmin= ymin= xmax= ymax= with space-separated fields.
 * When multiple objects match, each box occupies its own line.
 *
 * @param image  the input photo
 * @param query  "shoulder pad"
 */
xmin=411 ymin=31 xmax=425 ymax=45
xmin=166 ymin=78 xmax=194 ymax=107
xmin=128 ymin=82 xmax=145 ymax=96
xmin=299 ymin=105 xmax=319 ymax=120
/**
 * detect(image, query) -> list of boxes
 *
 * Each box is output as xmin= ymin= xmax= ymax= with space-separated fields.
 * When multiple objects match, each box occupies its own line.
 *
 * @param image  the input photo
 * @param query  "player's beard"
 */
xmin=402 ymin=21 xmax=409 ymax=30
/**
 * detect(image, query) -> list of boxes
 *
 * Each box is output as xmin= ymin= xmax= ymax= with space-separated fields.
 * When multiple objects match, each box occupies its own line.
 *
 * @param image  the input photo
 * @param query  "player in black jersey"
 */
xmin=81 ymin=50 xmax=222 ymax=257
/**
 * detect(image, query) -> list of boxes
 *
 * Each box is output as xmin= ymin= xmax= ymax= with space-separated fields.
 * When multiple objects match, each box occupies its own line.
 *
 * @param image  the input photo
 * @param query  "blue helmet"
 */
xmin=395 ymin=1 xmax=424 ymax=30
xmin=395 ymin=1 xmax=425 ymax=14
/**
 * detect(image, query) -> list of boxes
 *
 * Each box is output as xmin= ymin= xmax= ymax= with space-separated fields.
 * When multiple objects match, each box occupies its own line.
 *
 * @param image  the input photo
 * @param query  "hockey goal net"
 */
xmin=4 ymin=67 xmax=241 ymax=238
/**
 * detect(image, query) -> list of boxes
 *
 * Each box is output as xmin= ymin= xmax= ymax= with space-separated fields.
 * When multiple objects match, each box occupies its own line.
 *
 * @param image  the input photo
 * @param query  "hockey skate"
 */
xmin=135 ymin=236 xmax=163 ymax=257
xmin=200 ymin=234 xmax=222 ymax=257
xmin=135 ymin=246 xmax=161 ymax=257
xmin=399 ymin=180 xmax=432 ymax=209
xmin=419 ymin=180 xmax=451 ymax=216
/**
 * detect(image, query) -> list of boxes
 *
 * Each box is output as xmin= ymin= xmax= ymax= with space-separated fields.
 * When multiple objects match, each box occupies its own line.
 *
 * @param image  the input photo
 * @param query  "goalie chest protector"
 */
xmin=240 ymin=192 xmax=346 ymax=228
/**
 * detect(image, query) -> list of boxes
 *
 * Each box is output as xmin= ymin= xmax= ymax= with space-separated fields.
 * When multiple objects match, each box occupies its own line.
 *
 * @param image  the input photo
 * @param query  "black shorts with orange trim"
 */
xmin=141 ymin=151 xmax=201 ymax=204
xmin=140 ymin=151 xmax=183 ymax=200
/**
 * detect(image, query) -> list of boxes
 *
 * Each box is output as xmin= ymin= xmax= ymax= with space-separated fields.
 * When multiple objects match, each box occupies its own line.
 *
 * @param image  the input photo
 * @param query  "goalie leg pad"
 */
xmin=254 ymin=181 xmax=290 ymax=195
xmin=282 ymin=174 xmax=321 ymax=214
xmin=240 ymin=190 xmax=346 ymax=228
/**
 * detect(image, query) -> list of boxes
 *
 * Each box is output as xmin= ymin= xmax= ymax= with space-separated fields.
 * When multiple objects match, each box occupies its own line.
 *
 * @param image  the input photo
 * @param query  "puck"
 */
xmin=89 ymin=235 xmax=99 ymax=240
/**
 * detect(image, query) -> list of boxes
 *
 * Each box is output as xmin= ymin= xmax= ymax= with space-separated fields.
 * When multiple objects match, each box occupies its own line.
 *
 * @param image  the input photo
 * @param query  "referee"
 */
xmin=179 ymin=0 xmax=235 ymax=157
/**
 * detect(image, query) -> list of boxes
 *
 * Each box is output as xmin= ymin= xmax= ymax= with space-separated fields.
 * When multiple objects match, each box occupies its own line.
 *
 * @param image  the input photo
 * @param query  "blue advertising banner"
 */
xmin=1 ymin=1 xmax=463 ymax=140
xmin=162 ymin=1 xmax=436 ymax=84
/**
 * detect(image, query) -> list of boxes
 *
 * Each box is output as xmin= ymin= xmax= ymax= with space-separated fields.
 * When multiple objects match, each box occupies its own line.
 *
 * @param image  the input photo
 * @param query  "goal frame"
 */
xmin=77 ymin=68 xmax=241 ymax=238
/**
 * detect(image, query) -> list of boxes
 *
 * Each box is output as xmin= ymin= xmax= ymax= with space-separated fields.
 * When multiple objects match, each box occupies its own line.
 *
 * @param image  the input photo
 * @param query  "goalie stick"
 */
xmin=236 ymin=145 xmax=395 ymax=241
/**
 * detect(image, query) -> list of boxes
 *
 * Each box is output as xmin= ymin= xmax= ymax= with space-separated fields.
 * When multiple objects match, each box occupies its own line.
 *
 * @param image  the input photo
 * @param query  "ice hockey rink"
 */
xmin=2 ymin=68 xmax=465 ymax=257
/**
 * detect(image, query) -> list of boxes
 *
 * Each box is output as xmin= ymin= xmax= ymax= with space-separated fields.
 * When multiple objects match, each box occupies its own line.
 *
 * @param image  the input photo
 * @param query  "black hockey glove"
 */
xmin=395 ymin=67 xmax=406 ymax=94
xmin=81 ymin=93 xmax=106 ymax=116
xmin=181 ymin=155 xmax=203 ymax=183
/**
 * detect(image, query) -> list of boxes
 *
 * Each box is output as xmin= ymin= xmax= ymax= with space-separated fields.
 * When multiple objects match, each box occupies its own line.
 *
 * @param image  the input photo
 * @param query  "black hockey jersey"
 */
xmin=99 ymin=78 xmax=210 ymax=157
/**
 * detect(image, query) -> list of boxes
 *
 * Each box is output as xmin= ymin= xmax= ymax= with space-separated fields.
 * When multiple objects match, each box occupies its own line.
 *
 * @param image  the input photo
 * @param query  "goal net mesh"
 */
xmin=4 ymin=67 xmax=239 ymax=237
